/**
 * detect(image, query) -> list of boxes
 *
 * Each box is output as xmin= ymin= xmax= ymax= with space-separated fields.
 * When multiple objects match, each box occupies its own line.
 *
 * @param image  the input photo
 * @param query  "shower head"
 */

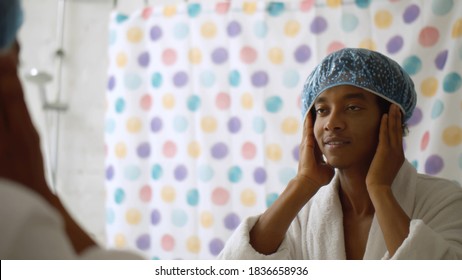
xmin=25 ymin=68 xmax=53 ymax=84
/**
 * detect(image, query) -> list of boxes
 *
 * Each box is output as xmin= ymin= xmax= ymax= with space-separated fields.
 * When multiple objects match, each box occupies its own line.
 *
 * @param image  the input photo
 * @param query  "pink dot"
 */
xmin=216 ymin=92 xmax=231 ymax=110
xmin=327 ymin=41 xmax=345 ymax=54
xmin=242 ymin=142 xmax=256 ymax=160
xmin=212 ymin=187 xmax=230 ymax=206
xmin=421 ymin=131 xmax=430 ymax=151
xmin=163 ymin=141 xmax=177 ymax=158
xmin=139 ymin=185 xmax=152 ymax=202
xmin=216 ymin=2 xmax=230 ymax=14
xmin=140 ymin=94 xmax=152 ymax=111
xmin=142 ymin=7 xmax=152 ymax=19
xmin=240 ymin=46 xmax=257 ymax=64
xmin=419 ymin=26 xmax=439 ymax=47
xmin=297 ymin=94 xmax=301 ymax=110
xmin=300 ymin=0 xmax=314 ymax=11
xmin=162 ymin=48 xmax=177 ymax=65
xmin=161 ymin=234 xmax=175 ymax=251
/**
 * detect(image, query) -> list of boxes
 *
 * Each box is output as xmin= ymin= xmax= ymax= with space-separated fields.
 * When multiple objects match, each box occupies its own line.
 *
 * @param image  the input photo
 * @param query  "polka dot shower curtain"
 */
xmin=105 ymin=0 xmax=462 ymax=259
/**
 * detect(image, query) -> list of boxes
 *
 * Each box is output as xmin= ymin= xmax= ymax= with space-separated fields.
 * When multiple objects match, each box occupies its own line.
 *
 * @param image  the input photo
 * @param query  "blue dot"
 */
xmin=115 ymin=188 xmax=125 ymax=204
xmin=186 ymin=189 xmax=199 ymax=206
xmin=151 ymin=164 xmax=163 ymax=180
xmin=151 ymin=209 xmax=161 ymax=225
xmin=431 ymin=99 xmax=444 ymax=119
xmin=174 ymin=23 xmax=189 ymax=39
xmin=267 ymin=2 xmax=285 ymax=16
xmin=116 ymin=14 xmax=128 ymax=23
xmin=187 ymin=95 xmax=201 ymax=112
xmin=283 ymin=70 xmax=299 ymax=88
xmin=402 ymin=55 xmax=422 ymax=76
xmin=411 ymin=160 xmax=419 ymax=169
xmin=174 ymin=115 xmax=188 ymax=132
xmin=115 ymin=98 xmax=125 ymax=113
xmin=355 ymin=0 xmax=371 ymax=8
xmin=266 ymin=193 xmax=279 ymax=207
xmin=341 ymin=13 xmax=359 ymax=32
xmin=151 ymin=72 xmax=163 ymax=88
xmin=443 ymin=72 xmax=461 ymax=93
xmin=106 ymin=208 xmax=115 ymax=224
xmin=124 ymin=165 xmax=141 ymax=181
xmin=124 ymin=73 xmax=142 ymax=90
xmin=229 ymin=70 xmax=241 ymax=87
xmin=228 ymin=166 xmax=243 ymax=183
xmin=265 ymin=96 xmax=283 ymax=113
xmin=432 ymin=0 xmax=453 ymax=16
xmin=105 ymin=118 xmax=116 ymax=134
xmin=109 ymin=30 xmax=117 ymax=45
xmin=278 ymin=167 xmax=296 ymax=185
xmin=253 ymin=117 xmax=266 ymax=134
xmin=188 ymin=3 xmax=201 ymax=17
xmin=254 ymin=21 xmax=267 ymax=38
xmin=200 ymin=70 xmax=216 ymax=88
xmin=172 ymin=209 xmax=188 ymax=227
xmin=199 ymin=165 xmax=214 ymax=182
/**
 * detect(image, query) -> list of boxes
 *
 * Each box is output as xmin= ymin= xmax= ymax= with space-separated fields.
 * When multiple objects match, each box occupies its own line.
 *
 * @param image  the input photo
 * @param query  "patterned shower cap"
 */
xmin=0 ymin=0 xmax=23 ymax=51
xmin=301 ymin=48 xmax=417 ymax=122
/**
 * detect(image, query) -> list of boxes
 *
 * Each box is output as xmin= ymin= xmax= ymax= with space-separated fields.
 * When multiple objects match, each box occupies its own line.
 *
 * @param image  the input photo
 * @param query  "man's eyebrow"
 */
xmin=314 ymin=92 xmax=368 ymax=105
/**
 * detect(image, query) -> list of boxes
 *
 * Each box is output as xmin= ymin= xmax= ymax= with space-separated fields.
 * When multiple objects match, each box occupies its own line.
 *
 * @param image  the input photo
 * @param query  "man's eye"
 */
xmin=315 ymin=108 xmax=326 ymax=114
xmin=347 ymin=105 xmax=361 ymax=111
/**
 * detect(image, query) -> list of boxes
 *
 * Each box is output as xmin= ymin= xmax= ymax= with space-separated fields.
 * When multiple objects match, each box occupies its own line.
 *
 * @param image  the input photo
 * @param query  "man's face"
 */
xmin=313 ymin=85 xmax=382 ymax=170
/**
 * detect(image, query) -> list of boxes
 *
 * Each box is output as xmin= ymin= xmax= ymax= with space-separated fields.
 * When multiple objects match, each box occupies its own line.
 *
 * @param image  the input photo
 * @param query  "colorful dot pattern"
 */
xmin=106 ymin=0 xmax=462 ymax=260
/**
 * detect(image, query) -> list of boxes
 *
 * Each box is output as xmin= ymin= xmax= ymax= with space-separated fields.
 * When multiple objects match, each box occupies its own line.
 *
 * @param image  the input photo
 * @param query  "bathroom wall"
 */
xmin=18 ymin=0 xmax=181 ymax=245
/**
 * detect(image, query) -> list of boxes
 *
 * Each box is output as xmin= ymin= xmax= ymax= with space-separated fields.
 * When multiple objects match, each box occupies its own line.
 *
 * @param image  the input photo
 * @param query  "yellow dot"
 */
xmin=114 ymin=233 xmax=127 ymax=249
xmin=188 ymin=48 xmax=202 ymax=64
xmin=188 ymin=141 xmax=201 ymax=158
xmin=186 ymin=236 xmax=201 ymax=254
xmin=163 ymin=5 xmax=177 ymax=17
xmin=201 ymin=116 xmax=217 ymax=133
xmin=161 ymin=185 xmax=176 ymax=203
xmin=201 ymin=21 xmax=217 ymax=39
xmin=241 ymin=93 xmax=254 ymax=109
xmin=452 ymin=18 xmax=462 ymax=38
xmin=421 ymin=77 xmax=439 ymax=98
xmin=359 ymin=38 xmax=377 ymax=51
xmin=268 ymin=47 xmax=284 ymax=64
xmin=284 ymin=20 xmax=300 ymax=37
xmin=162 ymin=93 xmax=175 ymax=109
xmin=266 ymin=143 xmax=282 ymax=161
xmin=115 ymin=142 xmax=127 ymax=158
xmin=442 ymin=126 xmax=462 ymax=146
xmin=116 ymin=52 xmax=128 ymax=68
xmin=281 ymin=117 xmax=299 ymax=134
xmin=125 ymin=208 xmax=142 ymax=225
xmin=127 ymin=27 xmax=143 ymax=43
xmin=126 ymin=117 xmax=142 ymax=133
xmin=374 ymin=10 xmax=393 ymax=29
xmin=243 ymin=2 xmax=257 ymax=14
xmin=200 ymin=211 xmax=214 ymax=228
xmin=326 ymin=0 xmax=342 ymax=8
xmin=241 ymin=188 xmax=257 ymax=207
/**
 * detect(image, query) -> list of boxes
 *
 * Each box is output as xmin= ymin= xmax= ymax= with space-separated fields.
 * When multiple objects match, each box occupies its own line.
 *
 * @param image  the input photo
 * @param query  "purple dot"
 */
xmin=136 ymin=234 xmax=151 ymax=250
xmin=211 ymin=142 xmax=229 ymax=159
xmin=435 ymin=50 xmax=448 ymax=70
xmin=227 ymin=117 xmax=241 ymax=133
xmin=174 ymin=164 xmax=188 ymax=181
xmin=209 ymin=238 xmax=224 ymax=256
xmin=425 ymin=154 xmax=444 ymax=175
xmin=251 ymin=71 xmax=269 ymax=87
xmin=173 ymin=71 xmax=188 ymax=87
xmin=150 ymin=26 xmax=162 ymax=41
xmin=253 ymin=167 xmax=267 ymax=184
xmin=408 ymin=107 xmax=422 ymax=126
xmin=227 ymin=21 xmax=241 ymax=37
xmin=294 ymin=45 xmax=311 ymax=63
xmin=138 ymin=52 xmax=150 ymax=68
xmin=137 ymin=142 xmax=151 ymax=158
xmin=211 ymin=47 xmax=229 ymax=64
xmin=293 ymin=145 xmax=299 ymax=161
xmin=108 ymin=76 xmax=116 ymax=91
xmin=151 ymin=117 xmax=163 ymax=133
xmin=224 ymin=213 xmax=240 ymax=230
xmin=151 ymin=209 xmax=161 ymax=225
xmin=403 ymin=4 xmax=420 ymax=24
xmin=310 ymin=16 xmax=328 ymax=34
xmin=106 ymin=165 xmax=114 ymax=180
xmin=386 ymin=35 xmax=404 ymax=54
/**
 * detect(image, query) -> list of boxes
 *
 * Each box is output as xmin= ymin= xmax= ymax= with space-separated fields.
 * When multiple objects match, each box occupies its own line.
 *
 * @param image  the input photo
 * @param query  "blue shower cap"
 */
xmin=0 ymin=0 xmax=23 ymax=51
xmin=301 ymin=48 xmax=417 ymax=122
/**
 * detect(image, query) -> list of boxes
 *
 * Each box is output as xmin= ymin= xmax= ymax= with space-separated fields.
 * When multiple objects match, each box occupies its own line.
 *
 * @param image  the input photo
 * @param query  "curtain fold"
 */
xmin=105 ymin=0 xmax=462 ymax=260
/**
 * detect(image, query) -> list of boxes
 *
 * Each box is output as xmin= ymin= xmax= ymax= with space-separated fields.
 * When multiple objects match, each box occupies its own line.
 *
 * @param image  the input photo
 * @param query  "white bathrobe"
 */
xmin=218 ymin=160 xmax=462 ymax=260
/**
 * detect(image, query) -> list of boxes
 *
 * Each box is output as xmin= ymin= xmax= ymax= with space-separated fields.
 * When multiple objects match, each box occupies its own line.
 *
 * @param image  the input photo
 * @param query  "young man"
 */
xmin=218 ymin=48 xmax=462 ymax=260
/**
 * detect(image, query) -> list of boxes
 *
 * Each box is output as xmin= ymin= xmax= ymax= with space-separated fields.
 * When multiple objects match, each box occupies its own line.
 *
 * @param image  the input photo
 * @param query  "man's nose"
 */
xmin=324 ymin=110 xmax=345 ymax=131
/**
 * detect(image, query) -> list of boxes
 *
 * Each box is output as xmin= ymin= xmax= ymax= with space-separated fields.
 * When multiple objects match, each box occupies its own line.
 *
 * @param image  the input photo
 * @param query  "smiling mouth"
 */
xmin=324 ymin=141 xmax=351 ymax=148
